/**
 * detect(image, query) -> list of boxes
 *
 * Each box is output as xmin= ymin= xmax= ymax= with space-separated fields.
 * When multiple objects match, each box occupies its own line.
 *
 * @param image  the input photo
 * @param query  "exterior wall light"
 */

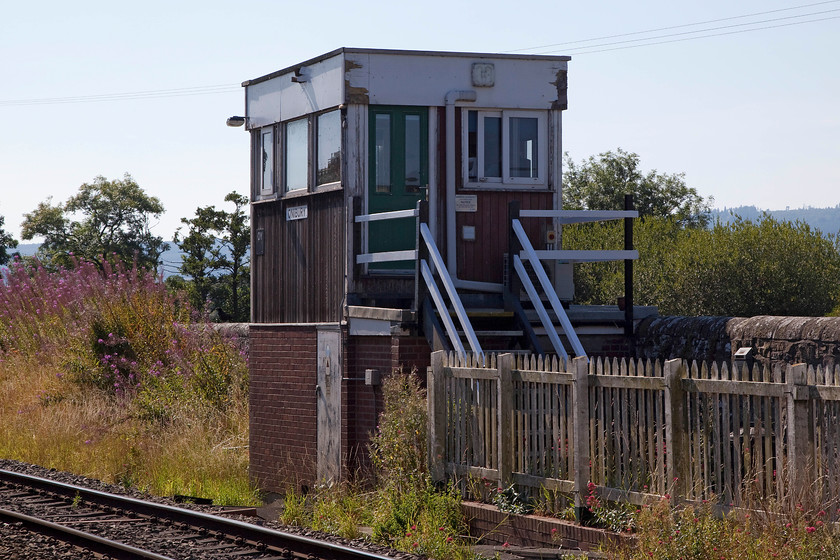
xmin=226 ymin=116 xmax=246 ymax=127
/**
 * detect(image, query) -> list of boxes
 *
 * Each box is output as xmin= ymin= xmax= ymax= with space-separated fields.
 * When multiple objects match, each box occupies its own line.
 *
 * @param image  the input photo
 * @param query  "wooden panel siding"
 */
xmin=455 ymin=190 xmax=553 ymax=283
xmin=252 ymin=191 xmax=345 ymax=323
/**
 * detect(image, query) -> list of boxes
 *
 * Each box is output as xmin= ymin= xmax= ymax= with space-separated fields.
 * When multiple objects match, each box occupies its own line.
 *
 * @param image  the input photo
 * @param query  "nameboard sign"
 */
xmin=286 ymin=205 xmax=308 ymax=221
xmin=455 ymin=195 xmax=477 ymax=213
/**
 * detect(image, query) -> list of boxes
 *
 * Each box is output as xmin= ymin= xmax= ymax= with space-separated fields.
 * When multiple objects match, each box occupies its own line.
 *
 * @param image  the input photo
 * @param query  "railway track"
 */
xmin=0 ymin=468 xmax=404 ymax=560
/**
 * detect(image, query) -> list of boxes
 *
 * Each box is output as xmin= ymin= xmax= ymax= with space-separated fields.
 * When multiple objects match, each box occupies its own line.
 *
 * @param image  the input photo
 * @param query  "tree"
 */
xmin=564 ymin=214 xmax=840 ymax=317
xmin=0 ymin=212 xmax=18 ymax=265
xmin=563 ymin=148 xmax=712 ymax=227
xmin=20 ymin=174 xmax=167 ymax=270
xmin=174 ymin=192 xmax=250 ymax=322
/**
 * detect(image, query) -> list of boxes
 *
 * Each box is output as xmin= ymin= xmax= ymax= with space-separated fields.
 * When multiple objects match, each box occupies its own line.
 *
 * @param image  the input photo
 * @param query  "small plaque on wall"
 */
xmin=286 ymin=205 xmax=308 ymax=221
xmin=455 ymin=195 xmax=477 ymax=213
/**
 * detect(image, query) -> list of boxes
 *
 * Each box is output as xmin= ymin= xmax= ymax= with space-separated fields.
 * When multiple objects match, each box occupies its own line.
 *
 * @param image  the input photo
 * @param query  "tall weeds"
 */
xmin=0 ymin=258 xmax=257 ymax=505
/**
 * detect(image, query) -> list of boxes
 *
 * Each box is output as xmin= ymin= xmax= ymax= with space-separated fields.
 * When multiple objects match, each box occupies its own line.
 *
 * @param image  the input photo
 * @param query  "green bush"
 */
xmin=564 ymin=214 xmax=840 ymax=317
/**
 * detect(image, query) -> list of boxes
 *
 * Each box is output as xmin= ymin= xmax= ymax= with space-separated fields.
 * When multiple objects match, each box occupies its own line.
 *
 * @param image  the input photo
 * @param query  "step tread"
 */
xmin=458 ymin=330 xmax=524 ymax=337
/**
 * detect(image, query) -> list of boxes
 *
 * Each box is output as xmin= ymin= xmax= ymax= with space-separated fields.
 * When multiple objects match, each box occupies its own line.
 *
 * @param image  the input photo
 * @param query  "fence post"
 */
xmin=497 ymin=353 xmax=514 ymax=488
xmin=428 ymin=350 xmax=446 ymax=483
xmin=786 ymin=363 xmax=813 ymax=504
xmin=572 ymin=356 xmax=590 ymax=521
xmin=664 ymin=359 xmax=688 ymax=503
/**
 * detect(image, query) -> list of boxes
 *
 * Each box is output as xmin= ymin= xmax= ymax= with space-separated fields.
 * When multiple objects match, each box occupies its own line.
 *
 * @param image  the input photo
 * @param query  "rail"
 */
xmin=0 ymin=468 xmax=398 ymax=560
xmin=511 ymin=219 xmax=584 ymax=360
xmin=354 ymin=201 xmax=481 ymax=358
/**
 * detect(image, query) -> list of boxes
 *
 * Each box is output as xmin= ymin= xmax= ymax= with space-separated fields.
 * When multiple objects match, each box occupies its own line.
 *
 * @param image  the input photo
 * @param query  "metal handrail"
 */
xmin=512 ymin=254 xmax=568 ymax=361
xmin=519 ymin=209 xmax=638 ymax=223
xmin=512 ymin=219 xmax=587 ymax=359
xmin=353 ymin=206 xmax=482 ymax=358
xmin=420 ymin=223 xmax=483 ymax=357
xmin=355 ymin=208 xmax=420 ymax=265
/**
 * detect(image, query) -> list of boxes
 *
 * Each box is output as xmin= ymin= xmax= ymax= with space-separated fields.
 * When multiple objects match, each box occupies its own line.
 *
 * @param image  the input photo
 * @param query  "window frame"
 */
xmin=463 ymin=108 xmax=548 ymax=190
xmin=315 ymin=108 xmax=342 ymax=190
xmin=256 ymin=126 xmax=276 ymax=198
xmin=284 ymin=116 xmax=310 ymax=194
xmin=276 ymin=107 xmax=343 ymax=196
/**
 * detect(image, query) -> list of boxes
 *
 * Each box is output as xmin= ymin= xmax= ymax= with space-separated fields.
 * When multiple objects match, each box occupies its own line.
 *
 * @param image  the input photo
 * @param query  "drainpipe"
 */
xmin=445 ymin=89 xmax=477 ymax=276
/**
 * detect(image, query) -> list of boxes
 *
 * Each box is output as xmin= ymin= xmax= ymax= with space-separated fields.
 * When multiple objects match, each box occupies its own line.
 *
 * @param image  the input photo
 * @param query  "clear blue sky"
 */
xmin=2 ymin=0 xmax=837 ymax=241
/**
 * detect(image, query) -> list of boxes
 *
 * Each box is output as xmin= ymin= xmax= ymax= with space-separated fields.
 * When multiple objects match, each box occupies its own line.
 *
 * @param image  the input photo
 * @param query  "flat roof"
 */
xmin=243 ymin=47 xmax=571 ymax=87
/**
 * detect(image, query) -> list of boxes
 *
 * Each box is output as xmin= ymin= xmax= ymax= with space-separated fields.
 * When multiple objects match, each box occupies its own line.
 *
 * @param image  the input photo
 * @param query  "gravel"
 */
xmin=0 ymin=459 xmax=416 ymax=559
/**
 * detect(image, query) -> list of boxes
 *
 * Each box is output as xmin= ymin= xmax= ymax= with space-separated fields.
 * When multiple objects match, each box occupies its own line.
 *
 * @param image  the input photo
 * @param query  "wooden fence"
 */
xmin=428 ymin=351 xmax=840 ymax=513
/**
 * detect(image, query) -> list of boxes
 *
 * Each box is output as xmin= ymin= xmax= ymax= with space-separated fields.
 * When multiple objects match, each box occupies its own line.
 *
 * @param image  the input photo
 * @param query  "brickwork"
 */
xmin=579 ymin=334 xmax=632 ymax=358
xmin=249 ymin=324 xmax=318 ymax=492
xmin=342 ymin=334 xmax=432 ymax=478
xmin=462 ymin=501 xmax=628 ymax=551
xmin=250 ymin=325 xmax=433 ymax=491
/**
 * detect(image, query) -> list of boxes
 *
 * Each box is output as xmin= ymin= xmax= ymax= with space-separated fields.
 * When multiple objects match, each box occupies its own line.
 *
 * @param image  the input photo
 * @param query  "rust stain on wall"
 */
xmin=551 ymin=69 xmax=568 ymax=110
xmin=344 ymin=59 xmax=369 ymax=104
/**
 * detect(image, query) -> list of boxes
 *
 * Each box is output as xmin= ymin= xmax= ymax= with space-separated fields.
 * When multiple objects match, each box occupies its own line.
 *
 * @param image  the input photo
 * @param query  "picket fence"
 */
xmin=427 ymin=351 xmax=840 ymax=512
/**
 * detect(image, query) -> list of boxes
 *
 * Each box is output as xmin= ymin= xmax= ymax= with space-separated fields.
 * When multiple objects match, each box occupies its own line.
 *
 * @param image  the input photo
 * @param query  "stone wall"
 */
xmin=635 ymin=315 xmax=840 ymax=368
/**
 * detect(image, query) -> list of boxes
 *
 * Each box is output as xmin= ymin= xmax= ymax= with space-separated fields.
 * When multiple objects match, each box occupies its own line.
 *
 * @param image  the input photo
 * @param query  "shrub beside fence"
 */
xmin=428 ymin=351 xmax=840 ymax=516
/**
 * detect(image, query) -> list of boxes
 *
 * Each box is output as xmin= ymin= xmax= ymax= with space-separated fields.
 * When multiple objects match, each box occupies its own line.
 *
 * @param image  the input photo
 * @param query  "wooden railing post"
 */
xmin=497 ymin=353 xmax=514 ymax=488
xmin=428 ymin=351 xmax=446 ymax=483
xmin=572 ymin=356 xmax=591 ymax=521
xmin=786 ymin=364 xmax=814 ymax=504
xmin=664 ymin=359 xmax=688 ymax=503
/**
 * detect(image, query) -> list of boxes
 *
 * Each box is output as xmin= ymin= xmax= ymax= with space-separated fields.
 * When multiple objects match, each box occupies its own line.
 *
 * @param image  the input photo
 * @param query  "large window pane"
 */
xmin=405 ymin=114 xmax=421 ymax=192
xmin=509 ymin=116 xmax=538 ymax=178
xmin=316 ymin=110 xmax=341 ymax=186
xmin=374 ymin=114 xmax=391 ymax=193
xmin=483 ymin=116 xmax=501 ymax=178
xmin=285 ymin=118 xmax=308 ymax=191
xmin=261 ymin=128 xmax=273 ymax=193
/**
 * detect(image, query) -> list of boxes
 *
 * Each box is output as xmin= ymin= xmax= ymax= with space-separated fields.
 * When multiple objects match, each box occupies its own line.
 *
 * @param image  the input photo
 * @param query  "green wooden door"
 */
xmin=368 ymin=106 xmax=428 ymax=271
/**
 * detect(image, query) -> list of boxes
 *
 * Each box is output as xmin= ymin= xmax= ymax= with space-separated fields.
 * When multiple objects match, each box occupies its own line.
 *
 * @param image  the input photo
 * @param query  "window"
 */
xmin=465 ymin=109 xmax=546 ymax=188
xmin=277 ymin=109 xmax=342 ymax=194
xmin=285 ymin=117 xmax=308 ymax=192
xmin=316 ymin=109 xmax=341 ymax=187
xmin=259 ymin=128 xmax=274 ymax=195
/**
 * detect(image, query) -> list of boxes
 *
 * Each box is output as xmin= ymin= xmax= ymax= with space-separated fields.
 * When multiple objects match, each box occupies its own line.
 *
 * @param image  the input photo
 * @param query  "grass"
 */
xmin=278 ymin=374 xmax=476 ymax=560
xmin=0 ymin=258 xmax=259 ymax=506
xmin=608 ymin=496 xmax=840 ymax=560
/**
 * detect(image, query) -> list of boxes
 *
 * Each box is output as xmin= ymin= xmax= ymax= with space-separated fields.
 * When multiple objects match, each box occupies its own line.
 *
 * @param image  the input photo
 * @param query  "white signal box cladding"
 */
xmin=244 ymin=48 xmax=570 ymax=131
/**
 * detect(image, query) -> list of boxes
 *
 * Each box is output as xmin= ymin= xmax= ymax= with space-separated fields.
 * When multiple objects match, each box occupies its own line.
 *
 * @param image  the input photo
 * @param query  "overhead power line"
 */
xmin=0 ymin=84 xmax=240 ymax=107
xmin=510 ymin=0 xmax=840 ymax=53
xmin=549 ymin=14 xmax=840 ymax=56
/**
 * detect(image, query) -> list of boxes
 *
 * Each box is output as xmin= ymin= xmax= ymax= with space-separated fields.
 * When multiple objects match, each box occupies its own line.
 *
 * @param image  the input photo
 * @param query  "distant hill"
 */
xmin=710 ymin=205 xmax=840 ymax=235
xmin=4 ymin=242 xmax=185 ymax=278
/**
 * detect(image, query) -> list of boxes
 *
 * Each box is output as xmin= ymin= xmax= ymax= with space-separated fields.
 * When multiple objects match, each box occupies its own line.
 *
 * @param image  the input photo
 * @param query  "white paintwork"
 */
xmin=421 ymin=260 xmax=466 ymax=357
xmin=532 ymin=249 xmax=639 ymax=262
xmin=513 ymin=219 xmax=587 ymax=358
xmin=354 ymin=208 xmax=418 ymax=222
xmin=421 ymin=223 xmax=482 ymax=357
xmin=348 ymin=317 xmax=392 ymax=336
xmin=520 ymin=209 xmax=639 ymax=223
xmin=345 ymin=51 xmax=567 ymax=109
xmin=247 ymin=54 xmax=344 ymax=129
xmin=246 ymin=49 xmax=567 ymax=129
xmin=514 ymin=254 xmax=568 ymax=361
xmin=356 ymin=249 xmax=417 ymax=264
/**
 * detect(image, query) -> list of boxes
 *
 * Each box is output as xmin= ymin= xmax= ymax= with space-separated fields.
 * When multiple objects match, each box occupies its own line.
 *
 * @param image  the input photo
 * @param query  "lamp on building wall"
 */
xmin=226 ymin=116 xmax=246 ymax=127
